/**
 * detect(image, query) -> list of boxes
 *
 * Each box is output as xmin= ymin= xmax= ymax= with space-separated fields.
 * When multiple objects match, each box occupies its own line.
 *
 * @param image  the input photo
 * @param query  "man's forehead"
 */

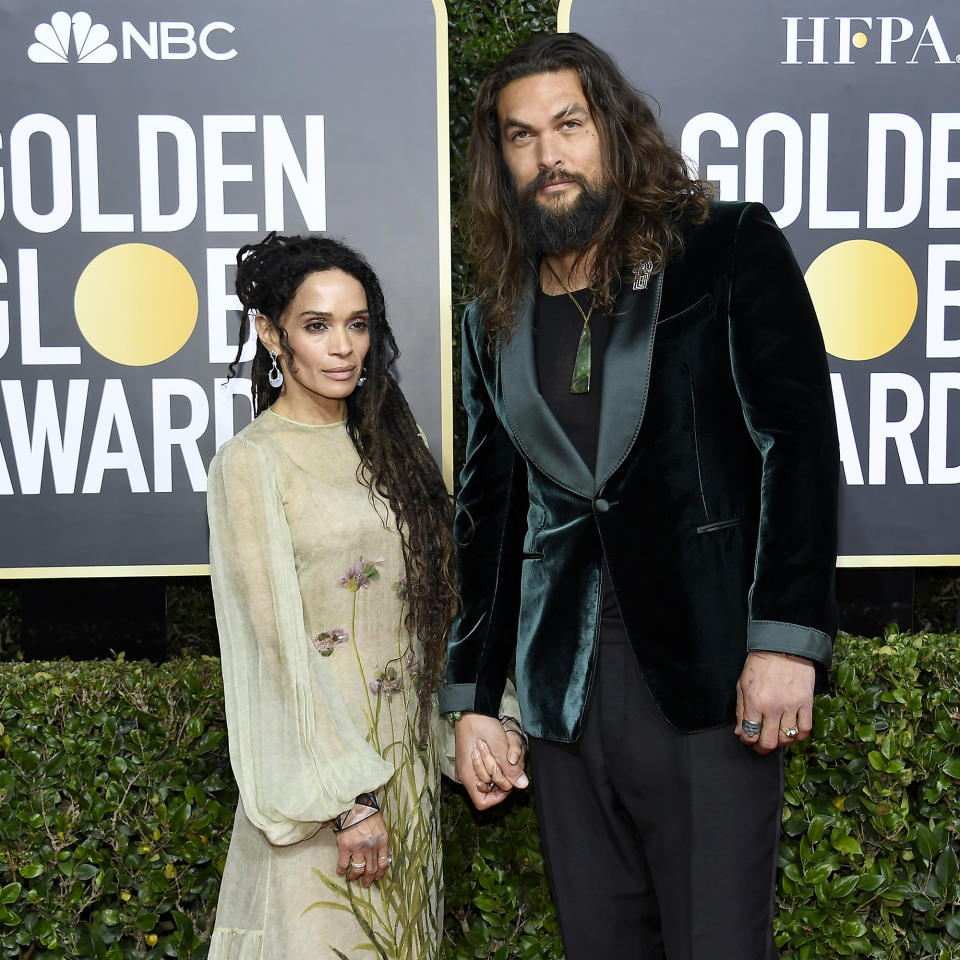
xmin=496 ymin=69 xmax=589 ymax=125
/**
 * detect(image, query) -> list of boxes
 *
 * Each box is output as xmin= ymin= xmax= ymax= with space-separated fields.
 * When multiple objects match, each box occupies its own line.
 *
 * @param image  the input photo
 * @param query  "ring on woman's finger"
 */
xmin=349 ymin=859 xmax=366 ymax=870
xmin=780 ymin=726 xmax=799 ymax=737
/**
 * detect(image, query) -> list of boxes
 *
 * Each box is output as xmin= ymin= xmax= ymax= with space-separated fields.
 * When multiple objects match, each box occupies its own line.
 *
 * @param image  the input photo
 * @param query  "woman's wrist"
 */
xmin=333 ymin=792 xmax=379 ymax=832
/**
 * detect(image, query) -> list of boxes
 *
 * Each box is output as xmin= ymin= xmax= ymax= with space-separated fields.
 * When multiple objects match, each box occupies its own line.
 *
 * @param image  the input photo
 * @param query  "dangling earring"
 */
xmin=356 ymin=367 xmax=367 ymax=387
xmin=268 ymin=350 xmax=284 ymax=388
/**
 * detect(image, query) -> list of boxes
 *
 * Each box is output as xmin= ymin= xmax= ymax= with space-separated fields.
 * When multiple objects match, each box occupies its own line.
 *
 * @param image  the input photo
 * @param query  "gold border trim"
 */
xmin=837 ymin=555 xmax=960 ymax=569
xmin=557 ymin=0 xmax=573 ymax=32
xmin=432 ymin=0 xmax=454 ymax=492
xmin=0 ymin=565 xmax=211 ymax=580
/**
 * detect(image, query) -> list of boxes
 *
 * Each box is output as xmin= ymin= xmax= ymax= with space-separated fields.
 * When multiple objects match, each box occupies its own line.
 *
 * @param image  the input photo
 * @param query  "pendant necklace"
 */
xmin=544 ymin=259 xmax=595 ymax=394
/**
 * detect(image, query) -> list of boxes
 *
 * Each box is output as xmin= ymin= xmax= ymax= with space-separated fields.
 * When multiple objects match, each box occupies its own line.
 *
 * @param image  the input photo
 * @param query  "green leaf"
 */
xmin=935 ymin=845 xmax=959 ymax=887
xmin=943 ymin=756 xmax=960 ymax=780
xmin=18 ymin=864 xmax=44 ymax=879
xmin=830 ymin=833 xmax=862 ymax=857
xmin=915 ymin=824 xmax=939 ymax=861
xmin=0 ymin=883 xmax=20 ymax=904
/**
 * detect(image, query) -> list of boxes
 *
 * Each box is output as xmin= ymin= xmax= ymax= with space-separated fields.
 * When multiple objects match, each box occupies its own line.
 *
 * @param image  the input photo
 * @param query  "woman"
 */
xmin=207 ymin=233 xmax=521 ymax=960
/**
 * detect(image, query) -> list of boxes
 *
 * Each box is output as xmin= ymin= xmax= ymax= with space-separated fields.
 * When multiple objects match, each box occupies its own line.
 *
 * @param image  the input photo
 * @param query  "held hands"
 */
xmin=735 ymin=650 xmax=816 ymax=754
xmin=335 ymin=809 xmax=390 ymax=888
xmin=454 ymin=713 xmax=528 ymax=810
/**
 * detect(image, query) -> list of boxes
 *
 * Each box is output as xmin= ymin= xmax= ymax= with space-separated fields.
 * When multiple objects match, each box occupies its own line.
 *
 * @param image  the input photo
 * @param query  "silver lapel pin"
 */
xmin=633 ymin=260 xmax=654 ymax=292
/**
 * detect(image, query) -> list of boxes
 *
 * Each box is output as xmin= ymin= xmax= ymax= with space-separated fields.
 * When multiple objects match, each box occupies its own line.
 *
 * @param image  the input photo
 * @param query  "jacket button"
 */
xmin=595 ymin=498 xmax=610 ymax=513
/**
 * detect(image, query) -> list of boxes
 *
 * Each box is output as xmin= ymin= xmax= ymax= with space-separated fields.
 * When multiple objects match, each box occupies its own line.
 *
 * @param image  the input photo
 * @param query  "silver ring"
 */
xmin=378 ymin=853 xmax=392 ymax=863
xmin=741 ymin=719 xmax=763 ymax=737
xmin=350 ymin=859 xmax=366 ymax=869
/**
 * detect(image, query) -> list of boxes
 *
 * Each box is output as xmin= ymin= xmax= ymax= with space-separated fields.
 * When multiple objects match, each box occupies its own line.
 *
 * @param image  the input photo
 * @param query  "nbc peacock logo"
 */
xmin=28 ymin=11 xmax=118 ymax=64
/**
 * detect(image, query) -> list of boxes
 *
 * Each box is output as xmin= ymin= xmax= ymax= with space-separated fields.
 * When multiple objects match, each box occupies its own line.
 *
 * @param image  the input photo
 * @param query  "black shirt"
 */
xmin=533 ymin=287 xmax=622 ymax=624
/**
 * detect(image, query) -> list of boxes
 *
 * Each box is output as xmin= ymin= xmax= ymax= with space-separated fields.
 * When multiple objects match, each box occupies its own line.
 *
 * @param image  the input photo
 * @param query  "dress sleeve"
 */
xmin=207 ymin=435 xmax=394 ymax=846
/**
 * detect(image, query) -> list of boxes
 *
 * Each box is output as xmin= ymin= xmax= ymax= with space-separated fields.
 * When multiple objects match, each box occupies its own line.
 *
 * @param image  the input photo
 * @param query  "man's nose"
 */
xmin=537 ymin=135 xmax=564 ymax=171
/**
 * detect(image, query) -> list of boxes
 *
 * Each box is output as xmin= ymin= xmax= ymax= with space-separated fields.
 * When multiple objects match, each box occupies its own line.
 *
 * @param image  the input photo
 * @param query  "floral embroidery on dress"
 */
xmin=338 ymin=556 xmax=384 ymax=592
xmin=311 ymin=627 xmax=349 ymax=657
xmin=307 ymin=556 xmax=440 ymax=960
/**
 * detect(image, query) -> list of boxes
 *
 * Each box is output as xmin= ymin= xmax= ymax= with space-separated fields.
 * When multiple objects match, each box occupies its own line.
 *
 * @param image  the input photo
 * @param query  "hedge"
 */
xmin=1 ymin=630 xmax=959 ymax=958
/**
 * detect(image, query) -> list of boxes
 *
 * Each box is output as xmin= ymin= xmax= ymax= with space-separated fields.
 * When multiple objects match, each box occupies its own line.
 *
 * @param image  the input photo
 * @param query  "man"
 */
xmin=440 ymin=32 xmax=839 ymax=960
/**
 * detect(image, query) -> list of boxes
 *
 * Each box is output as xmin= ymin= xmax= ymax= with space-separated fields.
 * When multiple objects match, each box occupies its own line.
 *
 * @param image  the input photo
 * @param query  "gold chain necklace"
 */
xmin=543 ymin=259 xmax=595 ymax=394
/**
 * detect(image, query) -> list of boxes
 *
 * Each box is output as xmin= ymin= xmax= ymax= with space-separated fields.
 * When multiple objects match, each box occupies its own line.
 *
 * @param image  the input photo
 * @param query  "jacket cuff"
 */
xmin=438 ymin=682 xmax=477 ymax=715
xmin=747 ymin=619 xmax=833 ymax=669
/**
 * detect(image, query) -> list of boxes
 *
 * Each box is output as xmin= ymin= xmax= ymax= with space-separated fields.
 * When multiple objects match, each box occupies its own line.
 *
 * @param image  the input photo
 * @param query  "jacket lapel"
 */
xmin=594 ymin=270 xmax=663 ymax=488
xmin=499 ymin=278 xmax=595 ymax=499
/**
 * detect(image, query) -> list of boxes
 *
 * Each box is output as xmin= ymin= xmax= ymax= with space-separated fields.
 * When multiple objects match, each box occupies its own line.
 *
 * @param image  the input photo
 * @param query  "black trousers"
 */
xmin=530 ymin=624 xmax=783 ymax=960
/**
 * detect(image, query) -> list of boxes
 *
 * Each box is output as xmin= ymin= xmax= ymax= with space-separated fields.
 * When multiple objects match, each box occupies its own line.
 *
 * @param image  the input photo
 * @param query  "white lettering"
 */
xmin=744 ymin=112 xmax=803 ymax=227
xmin=203 ymin=115 xmax=258 ymax=232
xmin=160 ymin=23 xmax=197 ymax=61
xmin=928 ymin=372 xmax=960 ymax=484
xmin=926 ymin=244 xmax=960 ymax=359
xmin=909 ymin=16 xmax=953 ymax=64
xmin=809 ymin=113 xmax=860 ymax=229
xmin=152 ymin=379 xmax=209 ymax=493
xmin=866 ymin=113 xmax=924 ymax=229
xmin=929 ymin=113 xmax=960 ymax=229
xmin=836 ymin=17 xmax=873 ymax=64
xmin=877 ymin=17 xmax=914 ymax=65
xmin=830 ymin=374 xmax=864 ymax=485
xmin=10 ymin=114 xmax=72 ymax=233
xmin=199 ymin=22 xmax=237 ymax=61
xmin=18 ymin=249 xmax=81 ymax=365
xmin=207 ymin=248 xmax=254 ymax=364
xmin=77 ymin=115 xmax=134 ymax=232
xmin=868 ymin=372 xmax=924 ymax=485
xmin=138 ymin=115 xmax=198 ymax=232
xmin=782 ymin=17 xmax=827 ymax=65
xmin=122 ymin=22 xmax=158 ymax=59
xmin=0 ymin=257 xmax=8 ymax=360
xmin=1 ymin=379 xmax=88 ymax=494
xmin=263 ymin=115 xmax=326 ymax=231
xmin=680 ymin=113 xmax=739 ymax=199
xmin=81 ymin=380 xmax=149 ymax=494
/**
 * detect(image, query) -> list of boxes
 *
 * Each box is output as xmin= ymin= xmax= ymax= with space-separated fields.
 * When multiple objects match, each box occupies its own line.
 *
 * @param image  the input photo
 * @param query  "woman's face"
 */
xmin=258 ymin=268 xmax=372 ymax=423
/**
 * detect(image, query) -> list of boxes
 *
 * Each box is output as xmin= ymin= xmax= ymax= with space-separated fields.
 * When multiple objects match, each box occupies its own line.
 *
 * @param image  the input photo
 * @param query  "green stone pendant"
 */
xmin=570 ymin=322 xmax=592 ymax=394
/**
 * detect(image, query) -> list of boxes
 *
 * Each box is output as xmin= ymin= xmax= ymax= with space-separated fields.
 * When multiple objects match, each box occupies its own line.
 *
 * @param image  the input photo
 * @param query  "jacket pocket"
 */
xmin=656 ymin=293 xmax=715 ymax=342
xmin=696 ymin=515 xmax=755 ymax=534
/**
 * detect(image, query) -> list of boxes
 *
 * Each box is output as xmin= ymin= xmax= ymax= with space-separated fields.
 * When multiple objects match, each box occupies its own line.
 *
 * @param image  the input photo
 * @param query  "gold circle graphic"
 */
xmin=805 ymin=240 xmax=917 ymax=361
xmin=852 ymin=32 xmax=868 ymax=49
xmin=75 ymin=244 xmax=198 ymax=366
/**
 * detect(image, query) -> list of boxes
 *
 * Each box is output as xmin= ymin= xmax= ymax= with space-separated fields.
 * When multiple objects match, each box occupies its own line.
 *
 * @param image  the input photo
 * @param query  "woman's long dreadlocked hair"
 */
xmin=229 ymin=233 xmax=457 ymax=745
xmin=463 ymin=32 xmax=712 ymax=343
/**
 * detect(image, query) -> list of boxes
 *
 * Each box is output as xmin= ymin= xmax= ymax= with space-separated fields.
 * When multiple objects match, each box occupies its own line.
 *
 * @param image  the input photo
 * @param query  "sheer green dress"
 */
xmin=206 ymin=410 xmax=454 ymax=960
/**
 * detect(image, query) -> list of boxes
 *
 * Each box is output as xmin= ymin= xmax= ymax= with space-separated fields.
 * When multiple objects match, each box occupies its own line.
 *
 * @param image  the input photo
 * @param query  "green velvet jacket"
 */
xmin=440 ymin=201 xmax=840 ymax=741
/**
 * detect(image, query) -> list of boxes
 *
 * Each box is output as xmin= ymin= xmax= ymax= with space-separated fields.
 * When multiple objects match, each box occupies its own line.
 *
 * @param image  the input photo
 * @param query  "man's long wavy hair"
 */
xmin=464 ymin=32 xmax=712 ymax=342
xmin=229 ymin=233 xmax=456 ymax=745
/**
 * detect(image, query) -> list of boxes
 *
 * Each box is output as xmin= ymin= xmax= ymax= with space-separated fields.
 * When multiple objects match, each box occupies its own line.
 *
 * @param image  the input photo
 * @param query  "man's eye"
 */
xmin=511 ymin=130 xmax=529 ymax=142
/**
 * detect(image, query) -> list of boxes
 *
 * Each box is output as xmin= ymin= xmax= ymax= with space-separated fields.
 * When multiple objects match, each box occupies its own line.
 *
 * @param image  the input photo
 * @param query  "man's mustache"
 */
xmin=518 ymin=168 xmax=591 ymax=201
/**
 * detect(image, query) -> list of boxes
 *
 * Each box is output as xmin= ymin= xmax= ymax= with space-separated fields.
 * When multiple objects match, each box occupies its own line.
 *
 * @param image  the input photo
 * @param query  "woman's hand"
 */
xmin=335 ymin=810 xmax=390 ymax=887
xmin=472 ymin=725 xmax=527 ymax=799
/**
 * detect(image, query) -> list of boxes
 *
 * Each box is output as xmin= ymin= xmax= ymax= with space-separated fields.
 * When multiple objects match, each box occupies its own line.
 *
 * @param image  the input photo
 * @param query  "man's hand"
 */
xmin=454 ymin=712 xmax=528 ymax=810
xmin=735 ymin=651 xmax=815 ymax=754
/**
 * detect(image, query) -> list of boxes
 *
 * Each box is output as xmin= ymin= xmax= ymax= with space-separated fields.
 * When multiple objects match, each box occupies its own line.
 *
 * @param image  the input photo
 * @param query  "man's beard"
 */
xmin=516 ymin=169 xmax=612 ymax=255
